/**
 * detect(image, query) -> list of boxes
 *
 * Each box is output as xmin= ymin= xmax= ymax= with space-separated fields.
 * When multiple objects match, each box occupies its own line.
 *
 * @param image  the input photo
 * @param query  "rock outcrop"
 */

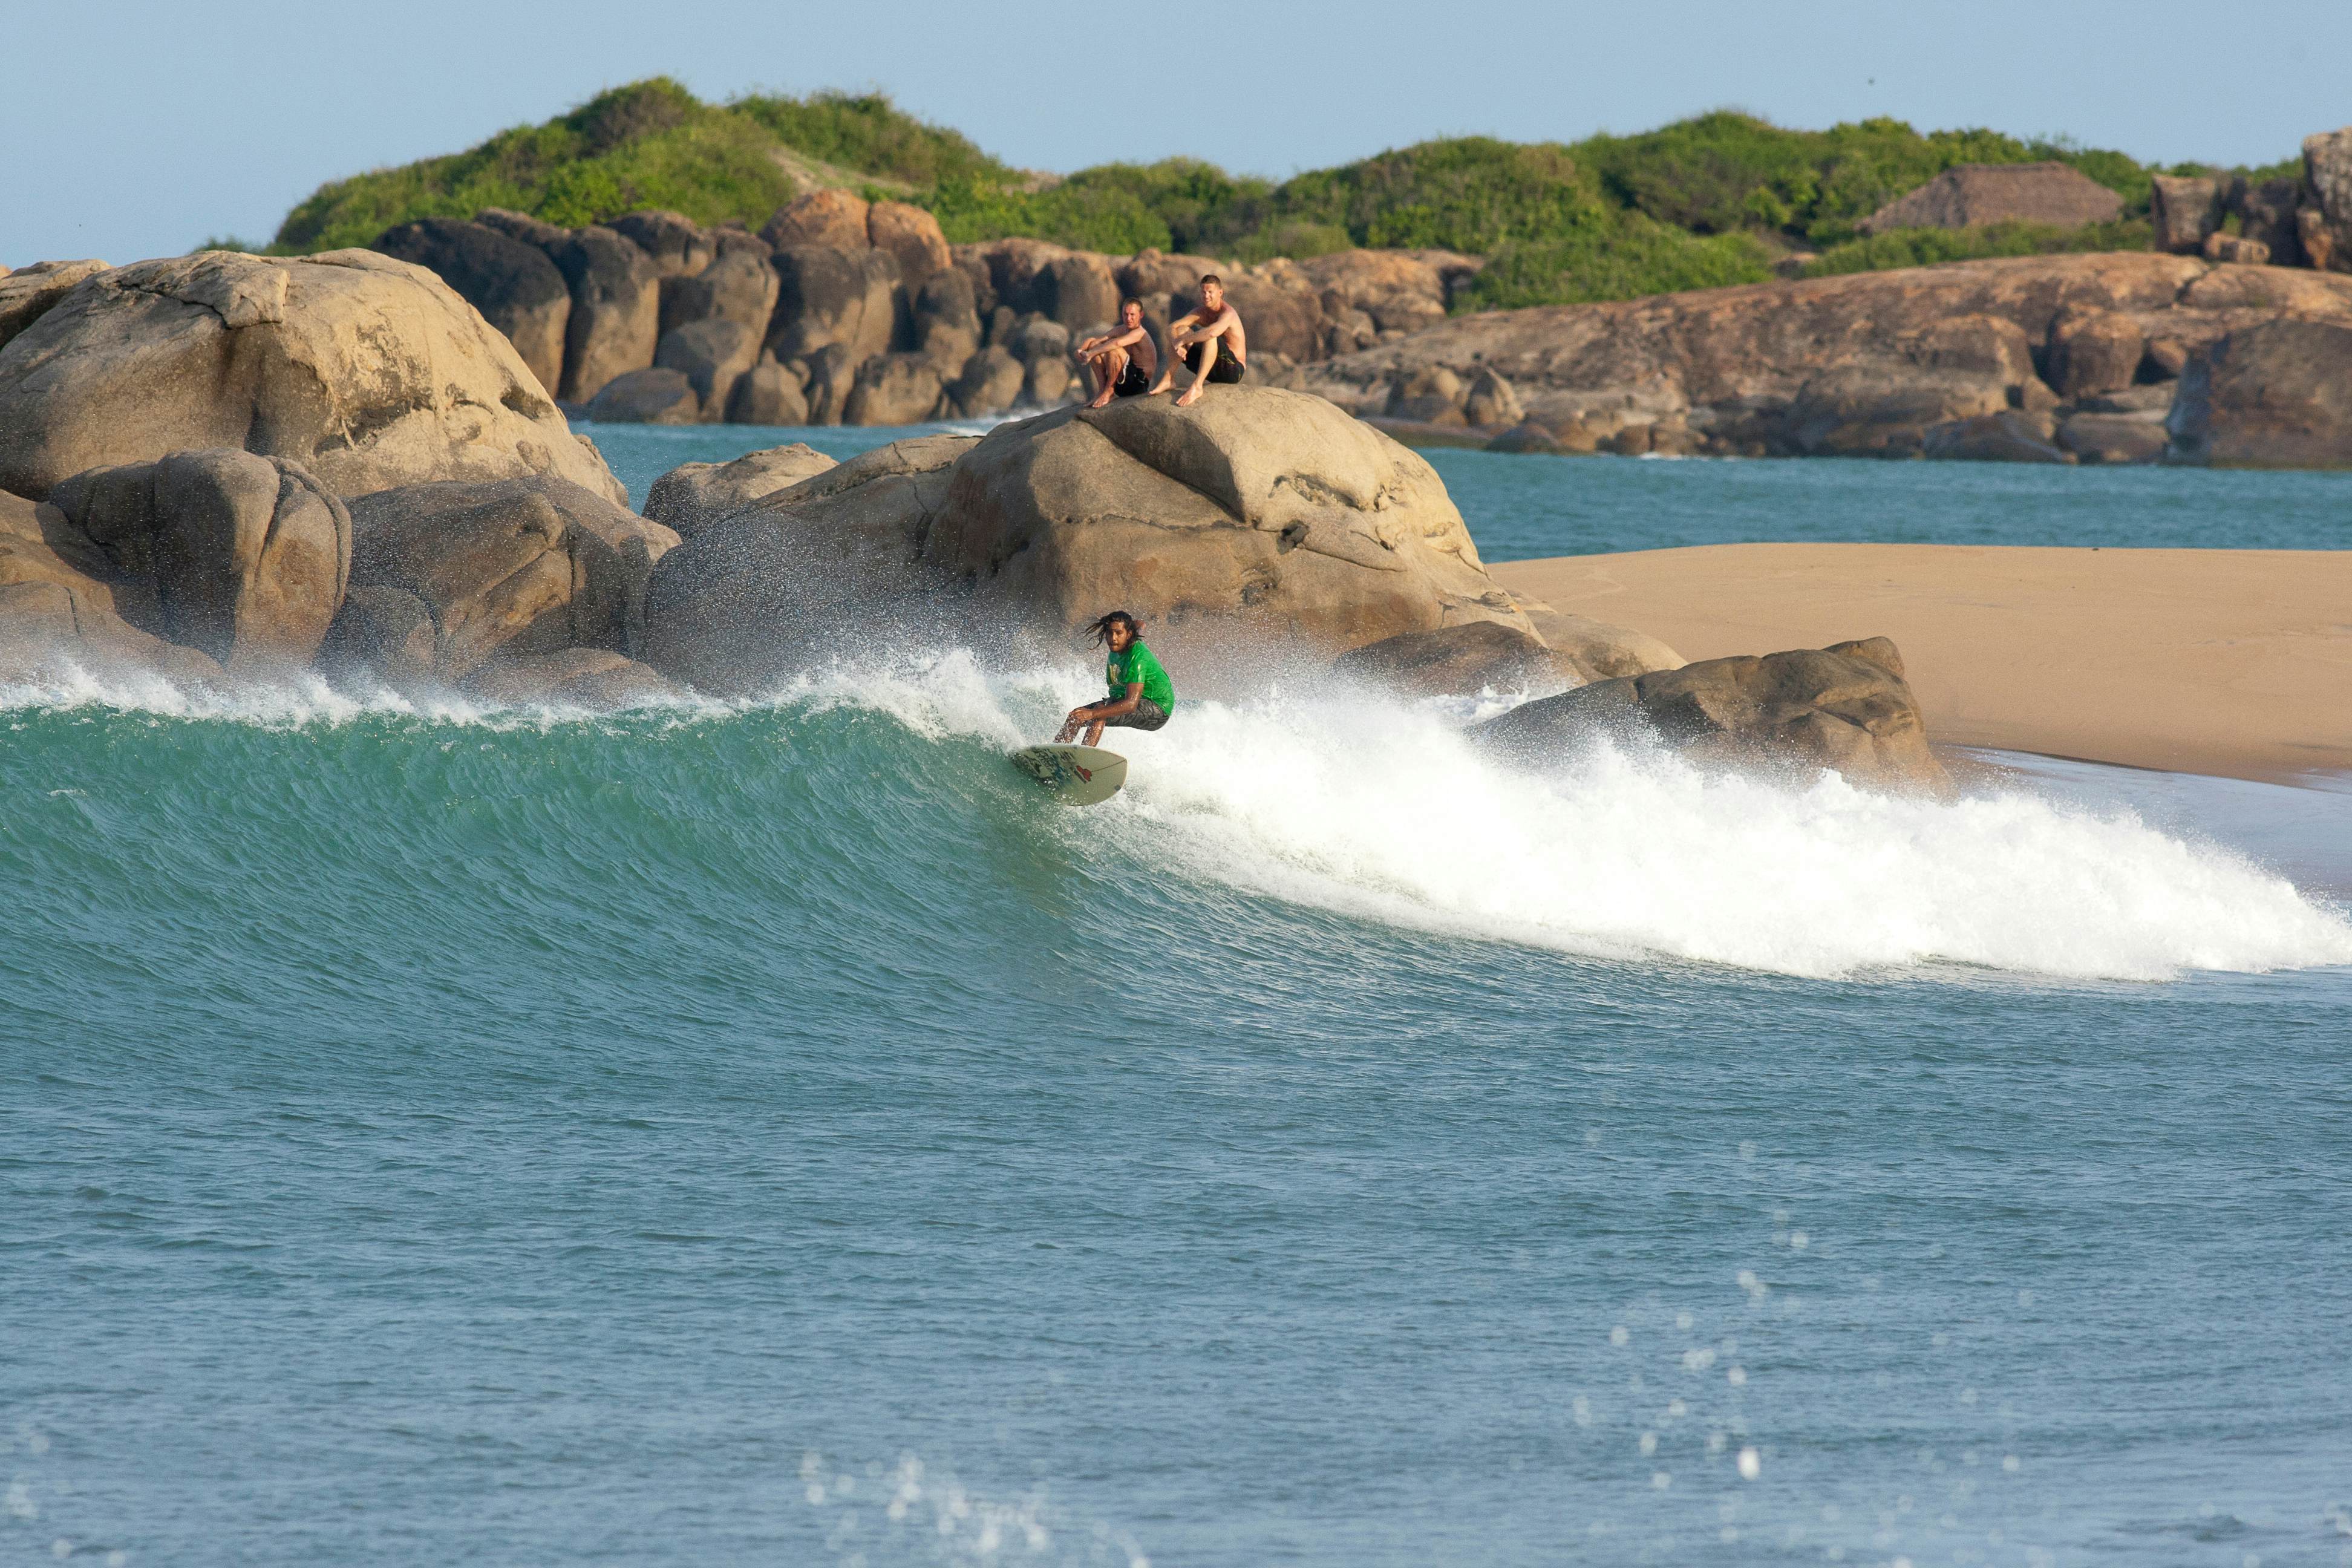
xmin=2167 ymin=318 xmax=2352 ymax=469
xmin=642 ymin=442 xmax=838 ymax=537
xmin=1331 ymin=620 xmax=1559 ymax=697
xmin=0 ymin=486 xmax=224 ymax=684
xmin=549 ymin=226 xmax=660 ymax=402
xmin=0 ymin=250 xmax=625 ymax=504
xmin=0 ymin=261 xmax=111 ymax=355
xmin=2303 ymin=128 xmax=2352 ymax=274
xmin=1476 ymin=636 xmax=1949 ymax=795
xmin=372 ymin=218 xmax=571 ymax=394
xmin=45 ymin=450 xmax=350 ymax=672
xmin=332 ymin=474 xmax=677 ymax=685
xmin=1301 ymin=253 xmax=2352 ymax=465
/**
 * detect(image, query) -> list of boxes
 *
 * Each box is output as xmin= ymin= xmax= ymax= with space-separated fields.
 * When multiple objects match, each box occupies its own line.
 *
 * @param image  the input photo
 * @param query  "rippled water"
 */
xmin=5 ymin=425 xmax=2350 ymax=1568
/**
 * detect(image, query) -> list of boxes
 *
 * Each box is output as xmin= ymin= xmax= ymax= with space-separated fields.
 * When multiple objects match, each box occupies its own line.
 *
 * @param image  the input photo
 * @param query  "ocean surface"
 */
xmin=6 ymin=421 xmax=2351 ymax=1568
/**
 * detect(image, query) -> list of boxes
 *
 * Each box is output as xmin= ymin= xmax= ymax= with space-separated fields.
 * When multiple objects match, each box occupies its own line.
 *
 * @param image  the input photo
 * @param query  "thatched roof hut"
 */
xmin=1860 ymin=162 xmax=2125 ymax=235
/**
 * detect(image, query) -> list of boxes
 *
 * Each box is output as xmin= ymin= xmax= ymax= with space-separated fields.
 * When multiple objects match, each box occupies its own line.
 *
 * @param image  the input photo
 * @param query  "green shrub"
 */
xmin=1463 ymin=212 xmax=1773 ymax=309
xmin=1801 ymin=218 xmax=2157 ymax=276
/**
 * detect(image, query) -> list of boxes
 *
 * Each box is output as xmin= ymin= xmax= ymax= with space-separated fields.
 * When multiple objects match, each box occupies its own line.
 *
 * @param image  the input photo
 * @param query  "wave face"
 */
xmin=4 ymin=653 xmax=2347 ymax=987
xmin=7 ymin=656 xmax=2352 ymax=1568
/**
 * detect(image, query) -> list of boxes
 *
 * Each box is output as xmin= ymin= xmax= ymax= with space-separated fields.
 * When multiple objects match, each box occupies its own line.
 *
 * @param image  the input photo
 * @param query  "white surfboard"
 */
xmin=1010 ymin=743 xmax=1129 ymax=805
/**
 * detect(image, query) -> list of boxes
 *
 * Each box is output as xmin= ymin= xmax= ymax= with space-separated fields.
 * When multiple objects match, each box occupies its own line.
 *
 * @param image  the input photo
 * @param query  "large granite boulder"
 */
xmin=2301 ymin=128 xmax=2352 ymax=274
xmin=655 ymin=319 xmax=760 ymax=419
xmin=549 ymin=226 xmax=659 ymax=402
xmin=332 ymin=474 xmax=679 ymax=685
xmin=929 ymin=387 xmax=1532 ymax=652
xmin=0 ymin=487 xmax=224 ymax=685
xmin=1331 ymin=620 xmax=1560 ymax=697
xmin=371 ymin=218 xmax=570 ymax=394
xmin=657 ymin=244 xmax=779 ymax=341
xmin=1116 ymin=250 xmax=1231 ymax=299
xmin=2047 ymin=309 xmax=2145 ymax=399
xmin=1477 ymin=636 xmax=1950 ymax=795
xmin=866 ymin=201 xmax=950 ymax=290
xmin=2168 ymin=318 xmax=2352 ymax=469
xmin=608 ymin=210 xmax=714 ymax=279
xmin=583 ymin=367 xmax=699 ymax=425
xmin=912 ymin=269 xmax=982 ymax=373
xmin=1034 ymin=254 xmax=1121 ymax=332
xmin=2151 ymin=175 xmax=2221 ymax=255
xmin=1782 ymin=315 xmax=2036 ymax=456
xmin=947 ymin=345 xmax=1024 ymax=418
xmin=643 ymin=442 xmax=837 ymax=537
xmin=639 ymin=435 xmax=975 ymax=693
xmin=1859 ymin=162 xmax=2122 ymax=234
xmin=1296 ymin=250 xmax=1455 ymax=336
xmin=0 ymin=250 xmax=624 ymax=505
xmin=46 ymin=450 xmax=350 ymax=671
xmin=762 ymin=190 xmax=871 ymax=252
xmin=726 ymin=356 xmax=809 ymax=425
xmin=0 ymin=260 xmax=111 ymax=355
xmin=770 ymin=246 xmax=901 ymax=367
xmin=1514 ymin=598 xmax=1684 ymax=681
xmin=844 ymin=353 xmax=945 ymax=425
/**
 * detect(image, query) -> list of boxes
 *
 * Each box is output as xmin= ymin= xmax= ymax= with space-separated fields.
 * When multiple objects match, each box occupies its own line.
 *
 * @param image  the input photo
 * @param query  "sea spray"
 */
xmin=5 ymin=649 xmax=2347 ymax=984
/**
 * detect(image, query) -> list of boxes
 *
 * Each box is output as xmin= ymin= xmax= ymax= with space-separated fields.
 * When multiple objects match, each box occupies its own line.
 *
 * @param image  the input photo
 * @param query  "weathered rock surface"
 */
xmin=583 ymin=367 xmax=699 ymax=425
xmin=2301 ymin=128 xmax=2352 ymax=274
xmin=655 ymin=319 xmax=760 ymax=419
xmin=549 ymin=226 xmax=659 ymax=402
xmin=338 ymin=474 xmax=679 ymax=683
xmin=771 ymin=246 xmax=901 ymax=367
xmin=0 ymin=249 xmax=624 ymax=504
xmin=609 ymin=210 xmax=713 ymax=279
xmin=1514 ymin=598 xmax=1684 ymax=682
xmin=373 ymin=218 xmax=571 ymax=394
xmin=46 ymin=450 xmax=350 ymax=671
xmin=2047 ymin=309 xmax=2144 ymax=398
xmin=2057 ymin=413 xmax=2169 ymax=465
xmin=640 ymin=434 xmax=973 ymax=692
xmin=929 ymin=388 xmax=1532 ymax=652
xmin=1301 ymin=254 xmax=2352 ymax=462
xmin=1921 ymin=411 xmax=2073 ymax=464
xmin=0 ymin=260 xmax=111 ymax=355
xmin=2151 ymin=176 xmax=2222 ymax=254
xmin=1332 ymin=620 xmax=1558 ymax=697
xmin=2167 ymin=318 xmax=2352 ymax=469
xmin=762 ymin=189 xmax=872 ymax=252
xmin=0 ymin=487 xmax=224 ymax=684
xmin=643 ymin=442 xmax=838 ymax=537
xmin=912 ymin=270 xmax=982 ymax=373
xmin=657 ymin=244 xmax=779 ymax=341
xmin=1477 ymin=636 xmax=1950 ymax=794
xmin=844 ymin=353 xmax=944 ymax=426
xmin=947 ymin=345 xmax=1024 ymax=418
xmin=866 ymin=201 xmax=951 ymax=289
xmin=727 ymin=356 xmax=809 ymax=425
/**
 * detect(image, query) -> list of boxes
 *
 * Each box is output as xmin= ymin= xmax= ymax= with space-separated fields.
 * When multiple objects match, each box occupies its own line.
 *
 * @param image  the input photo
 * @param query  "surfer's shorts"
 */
xmin=1102 ymin=698 xmax=1171 ymax=732
xmin=1183 ymin=344 xmax=1246 ymax=384
xmin=1114 ymin=362 xmax=1150 ymax=397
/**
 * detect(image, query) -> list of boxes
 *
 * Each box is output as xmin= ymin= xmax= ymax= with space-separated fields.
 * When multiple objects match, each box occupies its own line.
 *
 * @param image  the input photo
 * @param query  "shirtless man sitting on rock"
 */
xmin=1149 ymin=274 xmax=1246 ymax=407
xmin=1074 ymin=299 xmax=1159 ymax=408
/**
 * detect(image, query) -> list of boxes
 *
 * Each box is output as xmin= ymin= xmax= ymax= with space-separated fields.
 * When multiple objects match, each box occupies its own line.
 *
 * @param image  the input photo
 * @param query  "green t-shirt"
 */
xmin=1106 ymin=641 xmax=1175 ymax=710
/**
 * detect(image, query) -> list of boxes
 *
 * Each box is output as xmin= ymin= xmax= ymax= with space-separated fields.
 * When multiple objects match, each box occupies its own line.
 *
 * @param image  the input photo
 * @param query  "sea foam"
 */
xmin=7 ymin=650 xmax=2348 ymax=984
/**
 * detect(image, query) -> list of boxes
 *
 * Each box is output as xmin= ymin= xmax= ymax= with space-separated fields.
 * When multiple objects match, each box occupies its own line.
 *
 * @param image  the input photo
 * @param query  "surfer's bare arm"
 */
xmin=1080 ymin=324 xmax=1149 ymax=359
xmin=1148 ymin=314 xmax=1204 ymax=391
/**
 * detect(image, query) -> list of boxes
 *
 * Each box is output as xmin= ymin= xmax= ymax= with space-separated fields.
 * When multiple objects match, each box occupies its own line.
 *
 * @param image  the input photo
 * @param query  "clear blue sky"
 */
xmin=7 ymin=0 xmax=2350 ymax=269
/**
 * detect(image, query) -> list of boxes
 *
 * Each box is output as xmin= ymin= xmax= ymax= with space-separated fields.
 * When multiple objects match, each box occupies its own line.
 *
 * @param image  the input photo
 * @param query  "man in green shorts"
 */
xmin=1054 ymin=610 xmax=1175 ymax=746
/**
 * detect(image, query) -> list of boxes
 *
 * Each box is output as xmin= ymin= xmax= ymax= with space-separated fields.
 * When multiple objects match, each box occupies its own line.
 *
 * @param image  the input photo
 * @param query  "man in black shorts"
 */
xmin=1076 ymin=299 xmax=1160 ymax=408
xmin=1149 ymin=274 xmax=1247 ymax=407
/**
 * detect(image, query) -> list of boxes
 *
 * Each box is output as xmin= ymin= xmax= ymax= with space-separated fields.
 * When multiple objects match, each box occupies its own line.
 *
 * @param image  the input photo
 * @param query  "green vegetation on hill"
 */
xmin=269 ymin=79 xmax=2290 ymax=312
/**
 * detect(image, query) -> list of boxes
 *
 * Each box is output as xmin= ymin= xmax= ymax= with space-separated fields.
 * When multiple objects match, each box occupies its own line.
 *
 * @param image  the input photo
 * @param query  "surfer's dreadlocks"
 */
xmin=1085 ymin=611 xmax=1143 ymax=647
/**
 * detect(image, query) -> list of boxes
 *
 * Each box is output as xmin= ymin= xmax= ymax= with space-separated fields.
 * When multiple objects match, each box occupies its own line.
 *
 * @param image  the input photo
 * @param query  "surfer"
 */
xmin=1074 ymin=299 xmax=1159 ymax=408
xmin=1054 ymin=611 xmax=1175 ymax=746
xmin=1148 ymin=275 xmax=1246 ymax=407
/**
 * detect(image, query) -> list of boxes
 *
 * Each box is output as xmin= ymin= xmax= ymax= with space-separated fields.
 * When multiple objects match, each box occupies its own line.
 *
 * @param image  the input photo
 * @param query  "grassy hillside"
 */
xmin=270 ymin=80 xmax=2279 ymax=311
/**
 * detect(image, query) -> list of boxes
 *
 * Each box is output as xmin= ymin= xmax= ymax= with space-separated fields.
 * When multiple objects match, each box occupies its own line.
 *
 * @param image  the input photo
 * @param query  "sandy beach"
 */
xmin=1495 ymin=544 xmax=2352 ymax=785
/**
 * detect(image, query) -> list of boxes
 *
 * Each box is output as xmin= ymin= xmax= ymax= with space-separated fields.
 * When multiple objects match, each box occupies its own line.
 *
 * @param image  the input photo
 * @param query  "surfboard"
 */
xmin=1009 ymin=743 xmax=1128 ymax=805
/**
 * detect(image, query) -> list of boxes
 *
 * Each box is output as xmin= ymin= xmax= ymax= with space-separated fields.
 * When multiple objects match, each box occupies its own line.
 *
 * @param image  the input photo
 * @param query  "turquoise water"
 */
xmin=7 ymin=425 xmax=2352 ymax=1568
xmin=586 ymin=420 xmax=2352 ymax=557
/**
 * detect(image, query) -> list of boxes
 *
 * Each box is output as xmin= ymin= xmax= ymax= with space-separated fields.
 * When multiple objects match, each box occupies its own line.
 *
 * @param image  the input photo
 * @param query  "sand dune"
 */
xmin=1495 ymin=544 xmax=2352 ymax=784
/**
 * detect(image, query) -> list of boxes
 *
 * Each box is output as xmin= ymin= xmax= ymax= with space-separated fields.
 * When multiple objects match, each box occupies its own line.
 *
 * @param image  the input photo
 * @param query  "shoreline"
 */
xmin=1492 ymin=544 xmax=2352 ymax=787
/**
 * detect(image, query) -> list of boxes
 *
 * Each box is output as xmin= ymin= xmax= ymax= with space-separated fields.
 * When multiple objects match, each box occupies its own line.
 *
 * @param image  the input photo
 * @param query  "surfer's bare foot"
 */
xmin=1088 ymin=386 xmax=1114 ymax=409
xmin=1175 ymin=383 xmax=1204 ymax=408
